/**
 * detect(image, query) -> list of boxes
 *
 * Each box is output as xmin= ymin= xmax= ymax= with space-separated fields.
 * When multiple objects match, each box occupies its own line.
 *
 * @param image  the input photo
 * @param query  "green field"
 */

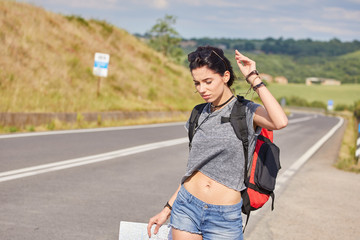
xmin=234 ymin=83 xmax=360 ymax=108
xmin=269 ymin=84 xmax=360 ymax=107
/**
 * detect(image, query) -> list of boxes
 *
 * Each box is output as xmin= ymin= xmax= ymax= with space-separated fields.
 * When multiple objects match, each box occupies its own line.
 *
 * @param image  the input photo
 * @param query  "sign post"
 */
xmin=356 ymin=123 xmax=360 ymax=161
xmin=280 ymin=97 xmax=286 ymax=107
xmin=327 ymin=100 xmax=334 ymax=111
xmin=93 ymin=53 xmax=110 ymax=97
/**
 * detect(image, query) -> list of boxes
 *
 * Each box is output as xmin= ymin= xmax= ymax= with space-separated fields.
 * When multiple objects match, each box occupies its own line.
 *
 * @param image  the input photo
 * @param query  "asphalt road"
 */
xmin=0 ymin=112 xmax=342 ymax=240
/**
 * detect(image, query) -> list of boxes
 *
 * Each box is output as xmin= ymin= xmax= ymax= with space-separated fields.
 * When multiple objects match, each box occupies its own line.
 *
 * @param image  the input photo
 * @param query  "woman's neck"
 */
xmin=212 ymin=87 xmax=233 ymax=104
xmin=211 ymin=91 xmax=234 ymax=112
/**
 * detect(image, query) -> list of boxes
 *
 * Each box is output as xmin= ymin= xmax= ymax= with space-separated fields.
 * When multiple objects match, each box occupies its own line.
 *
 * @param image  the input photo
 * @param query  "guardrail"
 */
xmin=0 ymin=111 xmax=190 ymax=127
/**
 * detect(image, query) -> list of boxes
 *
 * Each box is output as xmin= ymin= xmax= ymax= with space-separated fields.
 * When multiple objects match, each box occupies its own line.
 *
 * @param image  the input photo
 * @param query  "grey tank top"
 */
xmin=182 ymin=97 xmax=261 ymax=191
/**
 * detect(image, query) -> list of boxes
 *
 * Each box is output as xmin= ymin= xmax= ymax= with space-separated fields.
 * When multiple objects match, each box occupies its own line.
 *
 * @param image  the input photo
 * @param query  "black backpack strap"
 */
xmin=230 ymin=96 xmax=250 ymax=181
xmin=270 ymin=192 xmax=275 ymax=211
xmin=188 ymin=103 xmax=207 ymax=145
xmin=243 ymin=211 xmax=251 ymax=233
xmin=229 ymin=96 xmax=252 ymax=233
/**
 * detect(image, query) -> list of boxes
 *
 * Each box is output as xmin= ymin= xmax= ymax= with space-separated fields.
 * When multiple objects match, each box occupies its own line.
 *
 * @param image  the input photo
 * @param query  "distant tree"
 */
xmin=147 ymin=15 xmax=183 ymax=60
xmin=244 ymin=41 xmax=255 ymax=51
xmin=233 ymin=43 xmax=244 ymax=51
xmin=261 ymin=42 xmax=272 ymax=54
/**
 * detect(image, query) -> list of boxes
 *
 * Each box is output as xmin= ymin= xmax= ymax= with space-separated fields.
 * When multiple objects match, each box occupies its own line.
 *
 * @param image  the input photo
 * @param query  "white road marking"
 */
xmin=0 ymin=138 xmax=188 ymax=183
xmin=288 ymin=115 xmax=317 ymax=124
xmin=276 ymin=116 xmax=344 ymax=189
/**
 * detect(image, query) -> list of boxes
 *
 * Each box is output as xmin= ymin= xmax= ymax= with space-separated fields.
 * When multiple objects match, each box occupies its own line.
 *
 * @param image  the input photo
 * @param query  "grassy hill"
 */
xmin=0 ymin=0 xmax=201 ymax=113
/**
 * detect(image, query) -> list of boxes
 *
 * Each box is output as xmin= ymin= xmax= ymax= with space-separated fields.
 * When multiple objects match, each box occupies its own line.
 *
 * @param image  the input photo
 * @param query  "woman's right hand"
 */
xmin=234 ymin=50 xmax=258 ymax=85
xmin=147 ymin=208 xmax=171 ymax=238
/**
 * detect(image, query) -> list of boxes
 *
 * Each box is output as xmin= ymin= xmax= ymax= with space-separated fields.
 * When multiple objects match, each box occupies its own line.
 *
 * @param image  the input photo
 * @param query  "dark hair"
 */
xmin=188 ymin=46 xmax=235 ymax=87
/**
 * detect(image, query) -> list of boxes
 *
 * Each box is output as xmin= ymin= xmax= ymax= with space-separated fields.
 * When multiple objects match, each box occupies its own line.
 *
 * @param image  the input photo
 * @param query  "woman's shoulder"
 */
xmin=234 ymin=96 xmax=261 ymax=113
xmin=245 ymin=100 xmax=261 ymax=113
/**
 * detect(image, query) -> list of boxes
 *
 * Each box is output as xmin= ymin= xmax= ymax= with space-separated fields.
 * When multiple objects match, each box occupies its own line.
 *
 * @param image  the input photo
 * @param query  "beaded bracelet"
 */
xmin=164 ymin=202 xmax=172 ymax=211
xmin=253 ymin=82 xmax=266 ymax=91
xmin=245 ymin=70 xmax=259 ymax=83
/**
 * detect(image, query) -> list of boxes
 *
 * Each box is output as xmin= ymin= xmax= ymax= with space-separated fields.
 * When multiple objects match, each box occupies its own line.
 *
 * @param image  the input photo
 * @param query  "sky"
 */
xmin=21 ymin=0 xmax=360 ymax=42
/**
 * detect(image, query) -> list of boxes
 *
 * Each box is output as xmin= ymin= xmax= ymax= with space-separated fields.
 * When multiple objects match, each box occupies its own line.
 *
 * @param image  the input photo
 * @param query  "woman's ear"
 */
xmin=223 ymin=71 xmax=230 ymax=83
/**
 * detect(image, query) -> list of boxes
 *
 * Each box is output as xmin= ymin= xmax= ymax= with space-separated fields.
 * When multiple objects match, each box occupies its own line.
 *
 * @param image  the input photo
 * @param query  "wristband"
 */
xmin=253 ymin=82 xmax=266 ymax=91
xmin=245 ymin=70 xmax=259 ymax=83
xmin=164 ymin=202 xmax=172 ymax=211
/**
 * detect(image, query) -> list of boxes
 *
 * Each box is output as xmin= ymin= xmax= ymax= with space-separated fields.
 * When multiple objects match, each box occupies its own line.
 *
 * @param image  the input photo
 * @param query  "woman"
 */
xmin=147 ymin=46 xmax=288 ymax=240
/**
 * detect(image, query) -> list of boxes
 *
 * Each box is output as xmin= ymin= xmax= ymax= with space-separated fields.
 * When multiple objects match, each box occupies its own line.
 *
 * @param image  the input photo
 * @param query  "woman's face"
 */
xmin=192 ymin=66 xmax=229 ymax=103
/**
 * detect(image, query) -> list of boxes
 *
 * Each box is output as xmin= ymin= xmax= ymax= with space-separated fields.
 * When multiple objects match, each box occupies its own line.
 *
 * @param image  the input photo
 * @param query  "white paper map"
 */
xmin=119 ymin=221 xmax=171 ymax=240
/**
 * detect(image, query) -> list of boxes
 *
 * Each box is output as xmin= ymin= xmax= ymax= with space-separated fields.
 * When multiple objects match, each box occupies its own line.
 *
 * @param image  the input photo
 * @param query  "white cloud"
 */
xmin=265 ymin=16 xmax=360 ymax=37
xmin=177 ymin=0 xmax=246 ymax=8
xmin=19 ymin=0 xmax=360 ymax=40
xmin=304 ymin=22 xmax=360 ymax=36
xmin=322 ymin=7 xmax=360 ymax=22
xmin=23 ymin=0 xmax=123 ymax=10
xmin=113 ymin=0 xmax=169 ymax=9
xmin=153 ymin=0 xmax=169 ymax=9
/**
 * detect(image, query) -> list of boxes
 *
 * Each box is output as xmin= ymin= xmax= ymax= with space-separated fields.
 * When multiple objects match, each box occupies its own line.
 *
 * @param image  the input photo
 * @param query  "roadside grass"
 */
xmin=335 ymin=112 xmax=360 ymax=173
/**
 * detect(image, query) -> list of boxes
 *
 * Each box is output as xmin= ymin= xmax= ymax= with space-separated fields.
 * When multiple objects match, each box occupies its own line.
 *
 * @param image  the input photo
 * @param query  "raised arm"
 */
xmin=235 ymin=50 xmax=288 ymax=130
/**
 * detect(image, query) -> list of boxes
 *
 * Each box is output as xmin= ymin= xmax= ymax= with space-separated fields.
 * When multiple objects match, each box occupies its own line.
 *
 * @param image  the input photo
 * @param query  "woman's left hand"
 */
xmin=235 ymin=50 xmax=257 ymax=84
xmin=147 ymin=208 xmax=171 ymax=238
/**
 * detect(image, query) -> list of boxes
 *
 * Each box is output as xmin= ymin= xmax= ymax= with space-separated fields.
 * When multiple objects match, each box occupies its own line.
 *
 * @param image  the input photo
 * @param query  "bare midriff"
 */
xmin=183 ymin=171 xmax=242 ymax=205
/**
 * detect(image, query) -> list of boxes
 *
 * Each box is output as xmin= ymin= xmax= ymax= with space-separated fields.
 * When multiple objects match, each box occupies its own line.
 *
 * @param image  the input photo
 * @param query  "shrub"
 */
xmin=335 ymin=104 xmax=353 ymax=112
xmin=310 ymin=100 xmax=327 ymax=109
xmin=65 ymin=15 xmax=89 ymax=27
xmin=354 ymin=100 xmax=360 ymax=120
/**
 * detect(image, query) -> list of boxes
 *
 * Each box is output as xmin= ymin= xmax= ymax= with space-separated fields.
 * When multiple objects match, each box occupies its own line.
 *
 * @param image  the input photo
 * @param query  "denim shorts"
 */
xmin=169 ymin=185 xmax=243 ymax=240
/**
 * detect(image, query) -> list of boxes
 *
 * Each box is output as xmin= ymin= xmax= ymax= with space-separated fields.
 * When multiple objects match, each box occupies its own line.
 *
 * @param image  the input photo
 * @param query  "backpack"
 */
xmin=188 ymin=95 xmax=281 ymax=231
